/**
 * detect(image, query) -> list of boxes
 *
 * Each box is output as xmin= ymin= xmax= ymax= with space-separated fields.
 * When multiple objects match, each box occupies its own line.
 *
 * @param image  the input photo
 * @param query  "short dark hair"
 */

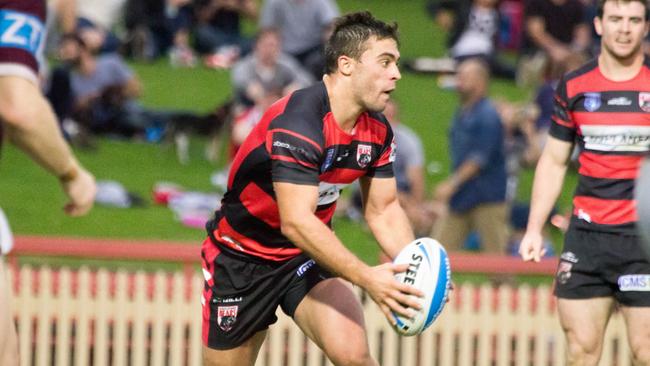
xmin=324 ymin=11 xmax=399 ymax=74
xmin=597 ymin=0 xmax=650 ymax=20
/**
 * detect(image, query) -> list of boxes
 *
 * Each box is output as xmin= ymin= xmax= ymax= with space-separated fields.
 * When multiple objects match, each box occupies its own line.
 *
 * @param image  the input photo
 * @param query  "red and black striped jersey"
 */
xmin=551 ymin=57 xmax=650 ymax=234
xmin=209 ymin=82 xmax=395 ymax=261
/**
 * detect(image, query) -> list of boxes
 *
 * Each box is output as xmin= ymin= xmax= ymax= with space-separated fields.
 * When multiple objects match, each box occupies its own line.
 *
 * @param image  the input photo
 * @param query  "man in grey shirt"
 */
xmin=259 ymin=0 xmax=339 ymax=79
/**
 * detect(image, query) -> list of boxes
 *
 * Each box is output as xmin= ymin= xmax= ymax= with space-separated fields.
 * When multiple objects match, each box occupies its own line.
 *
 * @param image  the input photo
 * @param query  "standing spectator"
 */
xmin=429 ymin=0 xmax=516 ymax=79
xmin=259 ymin=0 xmax=340 ymax=79
xmin=433 ymin=58 xmax=509 ymax=253
xmin=194 ymin=0 xmax=258 ymax=67
xmin=384 ymin=99 xmax=437 ymax=237
xmin=231 ymin=28 xmax=313 ymax=108
xmin=0 ymin=1 xmax=96 ymax=364
xmin=524 ymin=0 xmax=590 ymax=64
xmin=520 ymin=1 xmax=650 ymax=364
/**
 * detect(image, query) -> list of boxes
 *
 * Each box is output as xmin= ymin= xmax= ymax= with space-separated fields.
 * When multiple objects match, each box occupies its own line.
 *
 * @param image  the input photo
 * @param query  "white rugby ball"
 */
xmin=391 ymin=237 xmax=451 ymax=336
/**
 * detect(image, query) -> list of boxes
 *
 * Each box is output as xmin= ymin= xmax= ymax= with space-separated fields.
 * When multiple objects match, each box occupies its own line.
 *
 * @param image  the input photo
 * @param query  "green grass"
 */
xmin=0 ymin=0 xmax=578 ymax=271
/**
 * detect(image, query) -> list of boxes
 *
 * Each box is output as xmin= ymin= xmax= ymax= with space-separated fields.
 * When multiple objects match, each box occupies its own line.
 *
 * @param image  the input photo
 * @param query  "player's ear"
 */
xmin=338 ymin=55 xmax=354 ymax=76
xmin=594 ymin=16 xmax=603 ymax=36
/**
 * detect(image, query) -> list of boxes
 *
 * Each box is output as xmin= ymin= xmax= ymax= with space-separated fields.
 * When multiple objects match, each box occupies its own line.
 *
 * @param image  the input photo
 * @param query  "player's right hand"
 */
xmin=61 ymin=167 xmax=96 ymax=216
xmin=518 ymin=231 xmax=546 ymax=263
xmin=362 ymin=262 xmax=424 ymax=326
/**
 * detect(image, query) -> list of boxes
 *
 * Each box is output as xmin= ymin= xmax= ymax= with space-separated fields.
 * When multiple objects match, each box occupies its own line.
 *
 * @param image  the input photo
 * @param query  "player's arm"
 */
xmin=274 ymin=181 xmax=422 ymax=321
xmin=0 ymin=76 xmax=95 ymax=216
xmin=519 ymin=136 xmax=573 ymax=261
xmin=359 ymin=176 xmax=414 ymax=259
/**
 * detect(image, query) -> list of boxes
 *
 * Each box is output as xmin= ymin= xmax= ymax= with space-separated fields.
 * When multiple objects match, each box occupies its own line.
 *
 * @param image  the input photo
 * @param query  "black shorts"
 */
xmin=200 ymin=238 xmax=332 ymax=350
xmin=554 ymin=228 xmax=650 ymax=306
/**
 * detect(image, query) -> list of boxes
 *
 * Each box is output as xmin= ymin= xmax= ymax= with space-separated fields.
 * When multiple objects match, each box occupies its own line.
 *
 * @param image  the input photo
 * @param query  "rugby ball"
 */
xmin=391 ymin=237 xmax=451 ymax=336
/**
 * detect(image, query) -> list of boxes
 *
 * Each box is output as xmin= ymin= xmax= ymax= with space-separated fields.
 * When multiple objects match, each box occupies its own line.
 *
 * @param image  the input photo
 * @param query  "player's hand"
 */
xmin=434 ymin=179 xmax=456 ymax=203
xmin=362 ymin=262 xmax=424 ymax=326
xmin=61 ymin=166 xmax=96 ymax=216
xmin=518 ymin=231 xmax=546 ymax=263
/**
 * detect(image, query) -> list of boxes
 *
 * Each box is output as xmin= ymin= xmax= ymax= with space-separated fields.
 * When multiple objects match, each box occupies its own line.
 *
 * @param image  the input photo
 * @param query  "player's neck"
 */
xmin=323 ymin=75 xmax=364 ymax=133
xmin=598 ymin=50 xmax=644 ymax=82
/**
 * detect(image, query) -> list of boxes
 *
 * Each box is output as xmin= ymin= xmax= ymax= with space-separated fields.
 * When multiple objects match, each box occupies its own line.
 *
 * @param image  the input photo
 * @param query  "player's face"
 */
xmin=352 ymin=37 xmax=401 ymax=112
xmin=595 ymin=1 xmax=649 ymax=61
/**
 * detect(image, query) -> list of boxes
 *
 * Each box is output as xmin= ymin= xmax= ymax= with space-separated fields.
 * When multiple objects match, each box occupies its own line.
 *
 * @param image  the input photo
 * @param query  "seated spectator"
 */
xmin=49 ymin=34 xmax=172 ymax=139
xmin=230 ymin=28 xmax=313 ymax=109
xmin=194 ymin=0 xmax=258 ymax=67
xmin=259 ymin=0 xmax=339 ymax=79
xmin=432 ymin=59 xmax=509 ymax=253
xmin=76 ymin=0 xmax=126 ymax=53
xmin=124 ymin=0 xmax=196 ymax=64
xmin=429 ymin=0 xmax=516 ymax=79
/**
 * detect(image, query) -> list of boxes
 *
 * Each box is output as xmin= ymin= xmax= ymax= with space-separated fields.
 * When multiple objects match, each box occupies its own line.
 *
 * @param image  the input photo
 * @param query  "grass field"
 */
xmin=0 ymin=0 xmax=577 ymax=267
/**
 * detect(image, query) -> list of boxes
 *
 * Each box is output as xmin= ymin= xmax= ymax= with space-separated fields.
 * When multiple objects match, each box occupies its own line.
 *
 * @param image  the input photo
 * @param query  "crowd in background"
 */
xmin=38 ymin=0 xmax=629 ymax=256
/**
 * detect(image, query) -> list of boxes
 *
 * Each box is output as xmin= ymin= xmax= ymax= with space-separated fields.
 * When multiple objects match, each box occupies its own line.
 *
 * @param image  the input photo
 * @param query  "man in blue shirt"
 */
xmin=433 ymin=58 xmax=508 ymax=253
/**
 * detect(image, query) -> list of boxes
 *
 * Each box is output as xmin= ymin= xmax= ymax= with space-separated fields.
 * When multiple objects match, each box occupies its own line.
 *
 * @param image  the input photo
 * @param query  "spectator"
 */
xmin=429 ymin=0 xmax=516 ymax=79
xmin=523 ymin=0 xmax=590 ymax=64
xmin=384 ymin=100 xmax=438 ymax=237
xmin=259 ymin=0 xmax=340 ymax=79
xmin=124 ymin=0 xmax=196 ymax=64
xmin=231 ymin=28 xmax=313 ymax=108
xmin=433 ymin=58 xmax=509 ymax=253
xmin=76 ymin=0 xmax=126 ymax=53
xmin=194 ymin=0 xmax=258 ymax=67
xmin=51 ymin=34 xmax=169 ymax=138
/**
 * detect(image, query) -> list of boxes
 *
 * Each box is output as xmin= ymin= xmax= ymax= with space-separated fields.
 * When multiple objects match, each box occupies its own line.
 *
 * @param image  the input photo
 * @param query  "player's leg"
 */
xmin=202 ymin=330 xmax=267 ymax=366
xmin=557 ymin=297 xmax=614 ymax=365
xmin=0 ymin=258 xmax=19 ymax=366
xmin=293 ymin=278 xmax=377 ymax=366
xmin=619 ymin=306 xmax=650 ymax=365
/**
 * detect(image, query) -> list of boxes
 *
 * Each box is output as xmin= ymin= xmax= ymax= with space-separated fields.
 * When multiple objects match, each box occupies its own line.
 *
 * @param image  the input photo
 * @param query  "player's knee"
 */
xmin=565 ymin=333 xmax=602 ymax=366
xmin=629 ymin=338 xmax=650 ymax=365
xmin=328 ymin=347 xmax=374 ymax=366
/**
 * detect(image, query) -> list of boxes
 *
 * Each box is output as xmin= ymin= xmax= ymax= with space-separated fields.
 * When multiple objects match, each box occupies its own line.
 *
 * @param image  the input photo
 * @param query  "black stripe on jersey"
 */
xmin=549 ymin=120 xmax=576 ymax=142
xmin=570 ymin=216 xmax=636 ymax=234
xmin=324 ymin=142 xmax=387 ymax=171
xmin=225 ymin=200 xmax=293 ymax=248
xmin=574 ymin=176 xmax=635 ymax=200
xmin=270 ymin=130 xmax=321 ymax=166
xmin=230 ymin=145 xmax=273 ymax=193
xmin=272 ymin=160 xmax=319 ymax=185
xmin=569 ymin=91 xmax=646 ymax=113
xmin=366 ymin=163 xmax=393 ymax=178
xmin=564 ymin=58 xmax=598 ymax=81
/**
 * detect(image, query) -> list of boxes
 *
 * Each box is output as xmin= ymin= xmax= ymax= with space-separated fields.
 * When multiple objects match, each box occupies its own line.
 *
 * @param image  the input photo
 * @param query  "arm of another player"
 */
xmin=274 ymin=181 xmax=423 ymax=323
xmin=0 ymin=76 xmax=96 ymax=216
xmin=519 ymin=136 xmax=573 ymax=262
xmin=359 ymin=175 xmax=414 ymax=258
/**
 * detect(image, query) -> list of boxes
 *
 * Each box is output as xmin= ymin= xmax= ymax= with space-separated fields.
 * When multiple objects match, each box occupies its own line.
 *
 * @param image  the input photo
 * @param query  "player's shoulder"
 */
xmin=0 ymin=0 xmax=46 ymax=22
xmin=563 ymin=58 xmax=599 ymax=84
xmin=268 ymin=82 xmax=329 ymax=143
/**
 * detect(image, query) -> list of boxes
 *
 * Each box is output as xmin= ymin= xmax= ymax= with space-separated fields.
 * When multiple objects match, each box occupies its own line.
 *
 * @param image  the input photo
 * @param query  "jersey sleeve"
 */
xmin=366 ymin=126 xmax=395 ymax=178
xmin=266 ymin=114 xmax=323 ymax=185
xmin=549 ymin=76 xmax=577 ymax=142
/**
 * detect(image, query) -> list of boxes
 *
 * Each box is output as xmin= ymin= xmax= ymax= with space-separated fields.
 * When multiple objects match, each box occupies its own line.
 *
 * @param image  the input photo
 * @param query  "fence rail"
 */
xmin=6 ymin=236 xmax=632 ymax=365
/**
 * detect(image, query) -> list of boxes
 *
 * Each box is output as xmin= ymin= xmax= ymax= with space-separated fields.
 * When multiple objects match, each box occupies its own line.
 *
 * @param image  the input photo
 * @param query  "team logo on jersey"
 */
xmin=583 ymin=92 xmax=601 ymax=112
xmin=639 ymin=92 xmax=650 ymax=112
xmin=321 ymin=148 xmax=335 ymax=172
xmin=356 ymin=144 xmax=372 ymax=168
xmin=217 ymin=306 xmax=238 ymax=332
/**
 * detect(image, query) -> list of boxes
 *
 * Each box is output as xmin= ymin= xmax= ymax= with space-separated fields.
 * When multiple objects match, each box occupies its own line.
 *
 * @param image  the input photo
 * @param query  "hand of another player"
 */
xmin=518 ymin=231 xmax=546 ymax=263
xmin=61 ymin=167 xmax=96 ymax=216
xmin=363 ymin=263 xmax=425 ymax=326
xmin=433 ymin=179 xmax=455 ymax=203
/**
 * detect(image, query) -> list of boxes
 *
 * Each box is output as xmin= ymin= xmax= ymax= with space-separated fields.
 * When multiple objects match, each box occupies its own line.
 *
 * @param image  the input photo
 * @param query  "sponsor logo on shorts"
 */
xmin=557 ymin=261 xmax=573 ymax=285
xmin=213 ymin=296 xmax=243 ymax=304
xmin=296 ymin=259 xmax=315 ymax=277
xmin=356 ymin=144 xmax=372 ymax=168
xmin=560 ymin=251 xmax=579 ymax=263
xmin=618 ymin=275 xmax=650 ymax=291
xmin=217 ymin=306 xmax=238 ymax=332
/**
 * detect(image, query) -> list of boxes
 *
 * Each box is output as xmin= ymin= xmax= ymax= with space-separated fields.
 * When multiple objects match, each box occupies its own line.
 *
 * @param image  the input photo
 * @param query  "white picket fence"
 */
xmin=8 ymin=265 xmax=632 ymax=366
